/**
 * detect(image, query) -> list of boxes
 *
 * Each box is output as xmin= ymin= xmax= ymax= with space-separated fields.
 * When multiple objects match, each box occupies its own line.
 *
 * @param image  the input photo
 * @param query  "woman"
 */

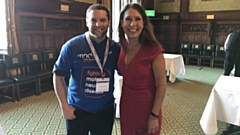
xmin=118 ymin=3 xmax=167 ymax=135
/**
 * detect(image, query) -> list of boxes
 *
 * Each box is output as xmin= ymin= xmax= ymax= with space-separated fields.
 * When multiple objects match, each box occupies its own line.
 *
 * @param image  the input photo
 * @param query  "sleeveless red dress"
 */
xmin=118 ymin=46 xmax=164 ymax=135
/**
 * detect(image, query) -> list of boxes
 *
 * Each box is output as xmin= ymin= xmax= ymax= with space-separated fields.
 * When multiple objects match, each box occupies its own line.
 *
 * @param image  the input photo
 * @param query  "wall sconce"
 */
xmin=206 ymin=15 xmax=214 ymax=19
xmin=61 ymin=4 xmax=69 ymax=12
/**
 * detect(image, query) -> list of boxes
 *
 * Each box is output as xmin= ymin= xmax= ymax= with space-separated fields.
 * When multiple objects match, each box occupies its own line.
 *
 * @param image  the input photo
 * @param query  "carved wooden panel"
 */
xmin=20 ymin=16 xmax=43 ymax=30
xmin=31 ymin=35 xmax=44 ymax=50
xmin=151 ymin=19 xmax=179 ymax=53
xmin=46 ymin=18 xmax=82 ymax=30
xmin=216 ymin=24 xmax=240 ymax=33
xmin=214 ymin=23 xmax=240 ymax=45
xmin=181 ymin=34 xmax=208 ymax=44
xmin=44 ymin=35 xmax=55 ymax=49
xmin=19 ymin=35 xmax=32 ymax=51
xmin=180 ymin=22 xmax=209 ymax=46
xmin=15 ymin=0 xmax=91 ymax=17
xmin=17 ymin=12 xmax=86 ymax=53
xmin=214 ymin=34 xmax=227 ymax=45
xmin=55 ymin=35 xmax=66 ymax=48
xmin=182 ymin=24 xmax=207 ymax=32
xmin=194 ymin=34 xmax=208 ymax=43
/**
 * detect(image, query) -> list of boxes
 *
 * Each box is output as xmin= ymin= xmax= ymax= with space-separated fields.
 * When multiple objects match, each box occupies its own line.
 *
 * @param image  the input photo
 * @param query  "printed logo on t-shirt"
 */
xmin=77 ymin=53 xmax=95 ymax=62
xmin=80 ymin=67 xmax=111 ymax=98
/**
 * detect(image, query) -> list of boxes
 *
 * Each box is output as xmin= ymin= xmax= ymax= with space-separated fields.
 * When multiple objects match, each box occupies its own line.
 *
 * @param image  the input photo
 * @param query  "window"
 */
xmin=0 ymin=0 xmax=18 ymax=55
xmin=129 ymin=0 xmax=141 ymax=4
xmin=112 ymin=0 xmax=120 ymax=42
xmin=0 ymin=0 xmax=8 ymax=54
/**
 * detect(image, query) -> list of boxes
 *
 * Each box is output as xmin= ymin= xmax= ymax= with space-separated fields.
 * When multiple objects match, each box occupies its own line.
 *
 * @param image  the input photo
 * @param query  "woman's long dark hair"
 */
xmin=118 ymin=3 xmax=162 ymax=49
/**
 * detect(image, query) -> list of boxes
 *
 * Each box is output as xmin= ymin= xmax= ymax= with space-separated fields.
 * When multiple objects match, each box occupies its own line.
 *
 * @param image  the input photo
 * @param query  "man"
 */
xmin=53 ymin=4 xmax=120 ymax=135
xmin=222 ymin=29 xmax=240 ymax=134
xmin=223 ymin=30 xmax=240 ymax=77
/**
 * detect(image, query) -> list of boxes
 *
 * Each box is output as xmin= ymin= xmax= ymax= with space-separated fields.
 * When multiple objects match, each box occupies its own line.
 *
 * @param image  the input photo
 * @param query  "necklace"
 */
xmin=125 ymin=56 xmax=129 ymax=69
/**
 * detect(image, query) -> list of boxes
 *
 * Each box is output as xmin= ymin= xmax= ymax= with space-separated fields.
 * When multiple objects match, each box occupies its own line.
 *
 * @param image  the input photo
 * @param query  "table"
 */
xmin=163 ymin=53 xmax=185 ymax=83
xmin=113 ymin=72 xmax=123 ymax=118
xmin=200 ymin=75 xmax=240 ymax=135
xmin=0 ymin=125 xmax=4 ymax=135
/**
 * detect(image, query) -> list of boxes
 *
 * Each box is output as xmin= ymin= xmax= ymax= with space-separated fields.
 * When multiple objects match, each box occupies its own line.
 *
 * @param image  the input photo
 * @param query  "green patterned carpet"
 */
xmin=0 ymin=65 xmax=235 ymax=135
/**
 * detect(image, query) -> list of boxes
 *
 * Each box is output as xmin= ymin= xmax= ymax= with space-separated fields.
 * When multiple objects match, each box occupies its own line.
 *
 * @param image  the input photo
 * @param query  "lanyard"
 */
xmin=86 ymin=32 xmax=109 ymax=78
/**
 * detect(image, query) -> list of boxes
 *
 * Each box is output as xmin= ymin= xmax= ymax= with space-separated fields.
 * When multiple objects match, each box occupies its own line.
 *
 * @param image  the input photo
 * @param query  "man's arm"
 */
xmin=224 ymin=33 xmax=232 ymax=51
xmin=53 ymin=74 xmax=76 ymax=120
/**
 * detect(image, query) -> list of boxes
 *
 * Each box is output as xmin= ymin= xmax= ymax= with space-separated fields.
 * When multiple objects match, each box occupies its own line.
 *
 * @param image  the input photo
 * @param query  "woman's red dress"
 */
xmin=118 ymin=46 xmax=164 ymax=135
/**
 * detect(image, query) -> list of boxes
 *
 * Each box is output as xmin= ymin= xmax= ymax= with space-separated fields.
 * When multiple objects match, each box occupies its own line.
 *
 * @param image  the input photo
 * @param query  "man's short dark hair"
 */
xmin=86 ymin=4 xmax=110 ymax=20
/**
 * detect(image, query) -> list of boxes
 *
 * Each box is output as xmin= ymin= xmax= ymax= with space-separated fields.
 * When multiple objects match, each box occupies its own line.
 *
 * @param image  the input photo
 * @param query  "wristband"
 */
xmin=150 ymin=112 xmax=159 ymax=118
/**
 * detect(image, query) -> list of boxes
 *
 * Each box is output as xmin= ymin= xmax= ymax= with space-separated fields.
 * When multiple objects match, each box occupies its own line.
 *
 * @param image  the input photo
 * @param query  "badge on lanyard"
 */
xmin=96 ymin=78 xmax=110 ymax=92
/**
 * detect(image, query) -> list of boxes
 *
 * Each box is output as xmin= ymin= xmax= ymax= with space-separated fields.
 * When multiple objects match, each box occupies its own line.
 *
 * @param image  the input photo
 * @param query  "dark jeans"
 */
xmin=224 ymin=52 xmax=240 ymax=77
xmin=66 ymin=107 xmax=115 ymax=135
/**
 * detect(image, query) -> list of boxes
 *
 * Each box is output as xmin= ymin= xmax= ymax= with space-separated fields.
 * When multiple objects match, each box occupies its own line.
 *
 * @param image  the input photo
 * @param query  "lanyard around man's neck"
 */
xmin=85 ymin=32 xmax=109 ymax=78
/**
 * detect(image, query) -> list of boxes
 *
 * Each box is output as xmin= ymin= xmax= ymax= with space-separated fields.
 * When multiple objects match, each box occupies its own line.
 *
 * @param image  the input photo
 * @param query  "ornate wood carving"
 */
xmin=182 ymin=24 xmax=207 ymax=32
xmin=216 ymin=24 xmax=240 ymax=33
xmin=20 ymin=16 xmax=43 ymax=30
xmin=46 ymin=18 xmax=82 ymax=30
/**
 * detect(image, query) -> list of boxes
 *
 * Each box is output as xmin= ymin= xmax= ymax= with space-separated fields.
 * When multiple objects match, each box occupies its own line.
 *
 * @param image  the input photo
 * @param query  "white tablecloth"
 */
xmin=0 ymin=125 xmax=4 ymax=135
xmin=113 ymin=71 xmax=123 ymax=118
xmin=200 ymin=75 xmax=240 ymax=135
xmin=163 ymin=53 xmax=185 ymax=83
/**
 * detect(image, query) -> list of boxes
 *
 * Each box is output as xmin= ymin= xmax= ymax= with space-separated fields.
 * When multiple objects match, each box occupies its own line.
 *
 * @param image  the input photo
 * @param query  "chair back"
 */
xmin=181 ymin=43 xmax=191 ymax=50
xmin=43 ymin=50 xmax=57 ymax=62
xmin=4 ymin=54 xmax=24 ymax=69
xmin=215 ymin=45 xmax=225 ymax=57
xmin=3 ymin=54 xmax=25 ymax=76
xmin=202 ymin=44 xmax=215 ymax=56
xmin=180 ymin=43 xmax=191 ymax=56
xmin=25 ymin=52 xmax=44 ymax=73
xmin=25 ymin=52 xmax=43 ymax=64
xmin=43 ymin=50 xmax=57 ymax=70
xmin=190 ymin=44 xmax=202 ymax=55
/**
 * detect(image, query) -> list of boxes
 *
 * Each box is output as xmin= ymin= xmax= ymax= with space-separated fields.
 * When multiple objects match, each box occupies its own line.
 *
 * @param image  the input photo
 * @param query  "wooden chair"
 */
xmin=199 ymin=44 xmax=215 ymax=67
xmin=0 ymin=77 xmax=15 ymax=102
xmin=180 ymin=43 xmax=191 ymax=64
xmin=211 ymin=45 xmax=225 ymax=68
xmin=40 ymin=50 xmax=57 ymax=93
xmin=3 ymin=54 xmax=39 ymax=101
xmin=1 ymin=58 xmax=15 ymax=102
xmin=188 ymin=44 xmax=203 ymax=66
xmin=25 ymin=51 xmax=56 ymax=94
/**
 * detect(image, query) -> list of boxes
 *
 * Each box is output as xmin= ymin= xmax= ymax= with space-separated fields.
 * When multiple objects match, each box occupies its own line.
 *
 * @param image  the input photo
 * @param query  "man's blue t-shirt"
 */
xmin=55 ymin=33 xmax=120 ymax=113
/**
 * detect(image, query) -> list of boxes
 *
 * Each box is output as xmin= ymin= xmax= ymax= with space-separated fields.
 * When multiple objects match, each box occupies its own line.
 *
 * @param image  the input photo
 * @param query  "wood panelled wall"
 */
xmin=150 ymin=14 xmax=180 ymax=53
xmin=142 ymin=0 xmax=240 ymax=53
xmin=0 ymin=0 xmax=91 ymax=77
xmin=16 ymin=12 xmax=86 ymax=52
xmin=15 ymin=0 xmax=91 ymax=53
xmin=11 ymin=0 xmax=240 ymax=54
xmin=180 ymin=11 xmax=240 ymax=47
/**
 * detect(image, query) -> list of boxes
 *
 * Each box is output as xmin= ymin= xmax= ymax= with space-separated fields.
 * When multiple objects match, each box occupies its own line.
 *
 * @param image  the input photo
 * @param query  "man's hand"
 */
xmin=61 ymin=105 xmax=76 ymax=120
